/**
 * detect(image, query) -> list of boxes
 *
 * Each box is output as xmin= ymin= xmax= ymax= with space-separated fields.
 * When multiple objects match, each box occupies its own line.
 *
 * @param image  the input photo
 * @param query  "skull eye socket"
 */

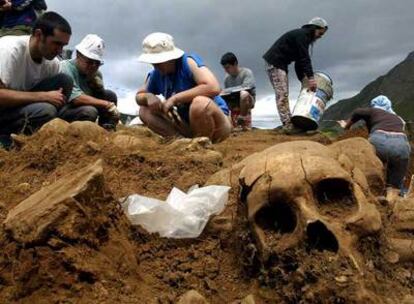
xmin=254 ymin=201 xmax=297 ymax=235
xmin=314 ymin=178 xmax=357 ymax=217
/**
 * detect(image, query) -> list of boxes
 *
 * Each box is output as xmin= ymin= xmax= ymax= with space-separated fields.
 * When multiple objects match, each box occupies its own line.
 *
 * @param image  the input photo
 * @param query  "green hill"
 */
xmin=321 ymin=51 xmax=414 ymax=129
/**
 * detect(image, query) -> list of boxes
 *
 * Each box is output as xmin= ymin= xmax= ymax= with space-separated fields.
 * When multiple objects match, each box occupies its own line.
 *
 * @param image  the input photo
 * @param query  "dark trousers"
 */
xmin=58 ymin=90 xmax=118 ymax=128
xmin=0 ymin=73 xmax=73 ymax=136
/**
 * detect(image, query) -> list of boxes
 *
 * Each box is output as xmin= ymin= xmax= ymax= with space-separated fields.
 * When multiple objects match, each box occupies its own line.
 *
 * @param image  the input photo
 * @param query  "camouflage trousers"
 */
xmin=266 ymin=64 xmax=291 ymax=126
xmin=0 ymin=25 xmax=32 ymax=38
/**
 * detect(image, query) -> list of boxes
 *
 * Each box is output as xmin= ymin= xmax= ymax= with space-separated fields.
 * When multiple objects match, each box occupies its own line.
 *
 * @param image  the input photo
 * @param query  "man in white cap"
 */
xmin=136 ymin=32 xmax=231 ymax=143
xmin=60 ymin=34 xmax=120 ymax=130
xmin=263 ymin=17 xmax=328 ymax=135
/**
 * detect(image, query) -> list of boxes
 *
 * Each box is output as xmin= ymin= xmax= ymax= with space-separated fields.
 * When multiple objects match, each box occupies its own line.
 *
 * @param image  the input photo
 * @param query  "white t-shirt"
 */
xmin=0 ymin=35 xmax=60 ymax=91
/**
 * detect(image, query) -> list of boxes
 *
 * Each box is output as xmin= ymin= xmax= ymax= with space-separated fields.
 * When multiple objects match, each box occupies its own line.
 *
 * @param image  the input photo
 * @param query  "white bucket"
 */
xmin=291 ymin=72 xmax=333 ymax=130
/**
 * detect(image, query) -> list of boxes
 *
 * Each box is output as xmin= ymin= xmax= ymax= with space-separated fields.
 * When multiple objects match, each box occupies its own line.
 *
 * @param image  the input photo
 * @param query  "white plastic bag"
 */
xmin=122 ymin=185 xmax=230 ymax=238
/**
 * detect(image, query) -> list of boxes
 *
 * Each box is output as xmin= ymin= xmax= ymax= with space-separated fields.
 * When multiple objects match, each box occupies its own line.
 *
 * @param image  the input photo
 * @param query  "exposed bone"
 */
xmin=213 ymin=138 xmax=385 ymax=274
xmin=65 ymin=121 xmax=107 ymax=141
xmin=4 ymin=159 xmax=105 ymax=244
xmin=387 ymin=238 xmax=414 ymax=263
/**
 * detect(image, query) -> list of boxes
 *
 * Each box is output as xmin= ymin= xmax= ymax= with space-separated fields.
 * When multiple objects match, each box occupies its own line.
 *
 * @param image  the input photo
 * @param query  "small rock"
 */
xmin=208 ymin=215 xmax=233 ymax=233
xmin=112 ymin=134 xmax=142 ymax=150
xmin=335 ymin=275 xmax=348 ymax=284
xmin=187 ymin=137 xmax=212 ymax=151
xmin=85 ymin=141 xmax=101 ymax=153
xmin=402 ymin=295 xmax=414 ymax=304
xmin=17 ymin=182 xmax=31 ymax=193
xmin=42 ymin=181 xmax=51 ymax=187
xmin=385 ymin=251 xmax=400 ymax=264
xmin=65 ymin=121 xmax=107 ymax=141
xmin=38 ymin=118 xmax=70 ymax=136
xmin=177 ymin=290 xmax=209 ymax=304
xmin=204 ymin=277 xmax=218 ymax=291
xmin=399 ymin=269 xmax=412 ymax=280
xmin=241 ymin=294 xmax=256 ymax=304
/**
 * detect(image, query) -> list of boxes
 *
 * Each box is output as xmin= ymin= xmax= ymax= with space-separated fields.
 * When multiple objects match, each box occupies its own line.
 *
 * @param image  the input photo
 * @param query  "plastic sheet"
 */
xmin=122 ymin=185 xmax=230 ymax=238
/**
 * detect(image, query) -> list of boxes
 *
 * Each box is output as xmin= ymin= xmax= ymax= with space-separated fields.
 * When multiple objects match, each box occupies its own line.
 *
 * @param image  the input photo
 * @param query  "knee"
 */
xmin=32 ymin=103 xmax=58 ymax=120
xmin=77 ymin=106 xmax=99 ymax=122
xmin=40 ymin=103 xmax=57 ymax=120
xmin=104 ymin=90 xmax=118 ymax=104
xmin=190 ymin=96 xmax=212 ymax=118
xmin=54 ymin=73 xmax=74 ymax=99
xmin=240 ymin=90 xmax=250 ymax=100
xmin=139 ymin=106 xmax=151 ymax=122
xmin=240 ymin=90 xmax=252 ymax=103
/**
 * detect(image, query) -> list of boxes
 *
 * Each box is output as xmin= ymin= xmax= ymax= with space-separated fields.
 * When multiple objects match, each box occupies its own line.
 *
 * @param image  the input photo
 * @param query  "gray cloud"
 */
xmin=47 ymin=0 xmax=414 ymax=102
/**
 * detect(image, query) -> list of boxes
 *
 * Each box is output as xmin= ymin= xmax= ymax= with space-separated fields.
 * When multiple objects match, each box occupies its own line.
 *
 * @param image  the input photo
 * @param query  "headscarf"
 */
xmin=370 ymin=95 xmax=396 ymax=114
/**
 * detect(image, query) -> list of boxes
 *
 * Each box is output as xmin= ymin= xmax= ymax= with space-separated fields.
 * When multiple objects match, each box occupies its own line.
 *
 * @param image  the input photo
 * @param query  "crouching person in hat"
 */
xmin=60 ymin=34 xmax=120 ymax=130
xmin=0 ymin=12 xmax=73 ymax=148
xmin=136 ymin=32 xmax=231 ymax=143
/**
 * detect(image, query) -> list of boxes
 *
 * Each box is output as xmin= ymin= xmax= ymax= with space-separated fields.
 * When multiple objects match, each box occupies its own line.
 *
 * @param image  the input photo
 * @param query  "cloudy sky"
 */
xmin=48 ymin=0 xmax=414 ymax=117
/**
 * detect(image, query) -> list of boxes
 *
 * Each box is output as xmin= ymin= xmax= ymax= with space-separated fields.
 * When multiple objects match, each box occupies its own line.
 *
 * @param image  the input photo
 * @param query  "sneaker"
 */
xmin=235 ymin=115 xmax=251 ymax=132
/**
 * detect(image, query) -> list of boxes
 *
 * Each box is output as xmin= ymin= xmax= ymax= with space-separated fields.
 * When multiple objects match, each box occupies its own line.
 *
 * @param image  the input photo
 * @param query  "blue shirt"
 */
xmin=146 ymin=53 xmax=229 ymax=122
xmin=1 ymin=0 xmax=37 ymax=29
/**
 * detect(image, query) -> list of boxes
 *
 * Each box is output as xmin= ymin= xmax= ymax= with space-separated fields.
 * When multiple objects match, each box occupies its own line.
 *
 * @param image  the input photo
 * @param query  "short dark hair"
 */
xmin=220 ymin=52 xmax=238 ymax=66
xmin=32 ymin=11 xmax=72 ymax=37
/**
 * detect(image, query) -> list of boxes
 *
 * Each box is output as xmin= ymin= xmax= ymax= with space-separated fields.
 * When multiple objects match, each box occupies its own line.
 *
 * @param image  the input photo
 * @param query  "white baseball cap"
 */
xmin=307 ymin=17 xmax=328 ymax=29
xmin=138 ymin=32 xmax=184 ymax=64
xmin=76 ymin=34 xmax=105 ymax=63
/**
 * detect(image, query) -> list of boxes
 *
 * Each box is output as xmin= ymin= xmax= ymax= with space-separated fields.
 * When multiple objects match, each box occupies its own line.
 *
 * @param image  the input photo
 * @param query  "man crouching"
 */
xmin=60 ymin=34 xmax=120 ymax=130
xmin=0 ymin=12 xmax=73 ymax=148
xmin=136 ymin=33 xmax=231 ymax=143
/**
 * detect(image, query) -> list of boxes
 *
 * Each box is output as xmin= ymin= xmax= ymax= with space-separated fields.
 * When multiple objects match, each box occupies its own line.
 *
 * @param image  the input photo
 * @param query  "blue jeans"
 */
xmin=369 ymin=131 xmax=411 ymax=188
xmin=0 ymin=73 xmax=73 ymax=136
xmin=58 ymin=90 xmax=118 ymax=130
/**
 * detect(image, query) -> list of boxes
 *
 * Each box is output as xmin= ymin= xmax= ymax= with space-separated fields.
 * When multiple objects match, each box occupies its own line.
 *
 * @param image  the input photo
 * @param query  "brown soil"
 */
xmin=0 ymin=125 xmax=413 ymax=303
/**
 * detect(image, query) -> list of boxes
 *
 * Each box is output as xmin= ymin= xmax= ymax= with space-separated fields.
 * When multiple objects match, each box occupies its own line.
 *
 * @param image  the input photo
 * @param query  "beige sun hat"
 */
xmin=138 ymin=32 xmax=184 ymax=64
xmin=76 ymin=34 xmax=105 ymax=63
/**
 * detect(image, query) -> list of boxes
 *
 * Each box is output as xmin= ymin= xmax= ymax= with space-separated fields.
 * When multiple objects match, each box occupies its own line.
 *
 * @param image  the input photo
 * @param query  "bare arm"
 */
xmin=172 ymin=58 xmax=221 ymax=105
xmin=72 ymin=94 xmax=112 ymax=109
xmin=0 ymin=88 xmax=45 ymax=107
xmin=135 ymin=84 xmax=151 ymax=106
xmin=0 ymin=80 xmax=65 ymax=108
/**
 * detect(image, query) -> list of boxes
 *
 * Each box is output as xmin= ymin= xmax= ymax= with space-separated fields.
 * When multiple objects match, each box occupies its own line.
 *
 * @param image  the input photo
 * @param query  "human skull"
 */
xmin=236 ymin=139 xmax=382 ymax=272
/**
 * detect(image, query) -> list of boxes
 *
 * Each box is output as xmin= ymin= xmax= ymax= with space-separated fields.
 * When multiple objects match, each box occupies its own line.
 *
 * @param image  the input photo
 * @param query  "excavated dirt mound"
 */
xmin=0 ymin=121 xmax=413 ymax=303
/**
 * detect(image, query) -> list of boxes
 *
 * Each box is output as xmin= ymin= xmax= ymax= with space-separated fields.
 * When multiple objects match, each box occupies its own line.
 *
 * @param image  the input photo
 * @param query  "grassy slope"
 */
xmin=321 ymin=51 xmax=414 ymax=130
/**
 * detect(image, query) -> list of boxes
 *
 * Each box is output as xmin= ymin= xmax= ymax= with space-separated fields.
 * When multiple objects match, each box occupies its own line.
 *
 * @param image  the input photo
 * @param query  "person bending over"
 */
xmin=338 ymin=95 xmax=410 ymax=201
